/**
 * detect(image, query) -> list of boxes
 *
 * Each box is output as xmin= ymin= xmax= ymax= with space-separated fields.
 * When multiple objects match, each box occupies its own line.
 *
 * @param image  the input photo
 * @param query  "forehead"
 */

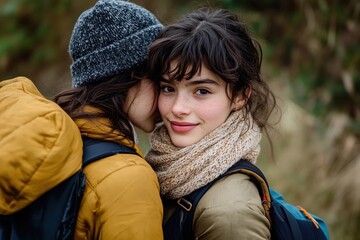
xmin=164 ymin=60 xmax=219 ymax=81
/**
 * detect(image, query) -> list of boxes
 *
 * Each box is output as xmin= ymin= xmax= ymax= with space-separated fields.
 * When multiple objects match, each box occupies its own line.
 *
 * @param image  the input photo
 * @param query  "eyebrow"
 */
xmin=188 ymin=79 xmax=220 ymax=86
xmin=160 ymin=78 xmax=220 ymax=86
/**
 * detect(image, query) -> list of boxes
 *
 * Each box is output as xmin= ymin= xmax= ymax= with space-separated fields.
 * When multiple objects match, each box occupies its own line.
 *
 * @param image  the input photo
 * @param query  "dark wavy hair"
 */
xmin=54 ymin=62 xmax=154 ymax=144
xmin=148 ymin=8 xmax=277 ymax=134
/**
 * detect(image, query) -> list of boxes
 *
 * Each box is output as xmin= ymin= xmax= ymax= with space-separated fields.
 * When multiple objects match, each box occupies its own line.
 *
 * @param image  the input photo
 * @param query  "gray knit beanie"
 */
xmin=69 ymin=0 xmax=163 ymax=87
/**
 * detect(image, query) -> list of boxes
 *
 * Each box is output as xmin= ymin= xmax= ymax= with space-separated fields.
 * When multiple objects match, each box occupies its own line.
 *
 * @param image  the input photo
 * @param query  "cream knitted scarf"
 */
xmin=146 ymin=110 xmax=262 ymax=199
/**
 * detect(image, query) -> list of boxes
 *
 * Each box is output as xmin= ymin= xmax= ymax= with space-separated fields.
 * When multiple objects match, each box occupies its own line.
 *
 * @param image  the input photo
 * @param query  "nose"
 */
xmin=171 ymin=93 xmax=190 ymax=116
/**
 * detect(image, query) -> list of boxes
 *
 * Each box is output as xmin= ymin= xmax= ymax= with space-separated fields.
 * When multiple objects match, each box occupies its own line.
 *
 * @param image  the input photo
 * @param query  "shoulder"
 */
xmin=0 ymin=77 xmax=82 ymax=213
xmin=79 ymin=153 xmax=161 ymax=220
xmin=77 ymin=153 xmax=163 ymax=240
xmin=193 ymin=173 xmax=270 ymax=239
xmin=204 ymin=172 xmax=261 ymax=203
xmin=83 ymin=153 xmax=158 ymax=187
xmin=195 ymin=173 xmax=264 ymax=215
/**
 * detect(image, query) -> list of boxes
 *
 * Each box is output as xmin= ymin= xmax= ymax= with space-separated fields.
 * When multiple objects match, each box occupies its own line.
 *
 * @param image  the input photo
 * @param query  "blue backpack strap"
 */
xmin=82 ymin=137 xmax=138 ymax=167
xmin=167 ymin=159 xmax=271 ymax=240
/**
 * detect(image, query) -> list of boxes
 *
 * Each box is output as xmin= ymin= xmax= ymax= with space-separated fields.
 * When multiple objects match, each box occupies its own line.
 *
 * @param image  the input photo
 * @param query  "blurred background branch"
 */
xmin=0 ymin=0 xmax=359 ymax=239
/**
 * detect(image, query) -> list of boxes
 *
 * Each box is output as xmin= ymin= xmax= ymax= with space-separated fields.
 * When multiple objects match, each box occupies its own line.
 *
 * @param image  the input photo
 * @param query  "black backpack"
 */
xmin=164 ymin=159 xmax=330 ymax=240
xmin=0 ymin=137 xmax=137 ymax=240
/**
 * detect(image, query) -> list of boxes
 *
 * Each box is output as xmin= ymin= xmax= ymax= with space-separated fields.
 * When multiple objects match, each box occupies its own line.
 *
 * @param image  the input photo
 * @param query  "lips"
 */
xmin=170 ymin=121 xmax=197 ymax=133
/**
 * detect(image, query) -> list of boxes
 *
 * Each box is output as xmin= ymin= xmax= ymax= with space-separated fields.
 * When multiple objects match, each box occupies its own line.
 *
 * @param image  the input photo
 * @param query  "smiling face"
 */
xmin=159 ymin=62 xmax=244 ymax=147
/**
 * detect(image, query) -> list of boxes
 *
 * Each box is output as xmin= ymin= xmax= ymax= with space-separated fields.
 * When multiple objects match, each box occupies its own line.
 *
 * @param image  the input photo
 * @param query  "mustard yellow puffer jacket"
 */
xmin=0 ymin=77 xmax=163 ymax=239
xmin=74 ymin=117 xmax=163 ymax=239
xmin=0 ymin=77 xmax=83 ymax=215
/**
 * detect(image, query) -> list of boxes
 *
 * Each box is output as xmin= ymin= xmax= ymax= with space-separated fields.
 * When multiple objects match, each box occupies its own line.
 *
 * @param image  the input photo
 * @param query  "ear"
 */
xmin=231 ymin=87 xmax=251 ymax=111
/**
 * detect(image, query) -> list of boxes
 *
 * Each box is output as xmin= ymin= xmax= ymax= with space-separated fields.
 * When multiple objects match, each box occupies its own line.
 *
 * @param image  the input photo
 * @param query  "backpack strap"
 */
xmin=175 ymin=159 xmax=272 ymax=240
xmin=82 ymin=137 xmax=138 ymax=167
xmin=226 ymin=160 xmax=272 ymax=221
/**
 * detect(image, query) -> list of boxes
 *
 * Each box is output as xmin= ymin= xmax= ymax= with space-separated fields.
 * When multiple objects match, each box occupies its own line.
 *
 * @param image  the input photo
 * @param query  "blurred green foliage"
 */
xmin=236 ymin=0 xmax=359 ymax=136
xmin=0 ymin=0 xmax=95 ymax=80
xmin=0 ymin=0 xmax=359 ymax=239
xmin=0 ymin=0 xmax=71 ymax=66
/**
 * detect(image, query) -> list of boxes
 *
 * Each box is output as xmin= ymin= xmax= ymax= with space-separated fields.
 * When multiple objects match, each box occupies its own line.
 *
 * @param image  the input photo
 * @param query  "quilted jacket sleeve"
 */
xmin=74 ymin=154 xmax=163 ymax=240
xmin=0 ymin=77 xmax=82 ymax=214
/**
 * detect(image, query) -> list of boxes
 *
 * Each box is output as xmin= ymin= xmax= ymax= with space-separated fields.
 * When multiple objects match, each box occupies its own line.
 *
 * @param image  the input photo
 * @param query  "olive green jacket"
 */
xmin=164 ymin=173 xmax=271 ymax=239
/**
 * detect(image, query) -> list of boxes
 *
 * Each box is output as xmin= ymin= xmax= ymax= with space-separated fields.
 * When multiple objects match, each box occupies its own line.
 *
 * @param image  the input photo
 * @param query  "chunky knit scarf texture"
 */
xmin=146 ymin=110 xmax=262 ymax=199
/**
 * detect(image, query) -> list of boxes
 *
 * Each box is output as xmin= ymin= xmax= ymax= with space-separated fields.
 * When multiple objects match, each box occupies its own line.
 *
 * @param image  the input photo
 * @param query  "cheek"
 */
xmin=158 ymin=96 xmax=170 ymax=116
xmin=200 ymin=103 xmax=232 ymax=125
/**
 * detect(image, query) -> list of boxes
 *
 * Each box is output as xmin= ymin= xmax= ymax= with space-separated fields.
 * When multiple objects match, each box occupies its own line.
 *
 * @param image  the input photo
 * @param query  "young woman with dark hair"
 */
xmin=146 ymin=8 xmax=277 ymax=239
xmin=54 ymin=0 xmax=164 ymax=239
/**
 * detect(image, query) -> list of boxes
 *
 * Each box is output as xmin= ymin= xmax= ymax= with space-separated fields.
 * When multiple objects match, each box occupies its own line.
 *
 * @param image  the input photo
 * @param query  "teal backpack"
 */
xmin=164 ymin=159 xmax=330 ymax=240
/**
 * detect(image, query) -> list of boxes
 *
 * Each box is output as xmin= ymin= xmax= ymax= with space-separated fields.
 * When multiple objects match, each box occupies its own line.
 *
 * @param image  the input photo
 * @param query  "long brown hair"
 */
xmin=54 ymin=63 xmax=151 ymax=144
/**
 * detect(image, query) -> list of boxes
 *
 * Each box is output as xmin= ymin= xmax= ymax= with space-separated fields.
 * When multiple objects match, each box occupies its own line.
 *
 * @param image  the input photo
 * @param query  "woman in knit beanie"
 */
xmin=54 ymin=0 xmax=163 ymax=239
xmin=145 ymin=8 xmax=278 ymax=239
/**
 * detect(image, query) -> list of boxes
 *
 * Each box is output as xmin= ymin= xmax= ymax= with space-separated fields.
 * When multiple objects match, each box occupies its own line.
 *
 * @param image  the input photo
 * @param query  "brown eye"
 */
xmin=195 ymin=89 xmax=210 ymax=95
xmin=161 ymin=86 xmax=174 ymax=93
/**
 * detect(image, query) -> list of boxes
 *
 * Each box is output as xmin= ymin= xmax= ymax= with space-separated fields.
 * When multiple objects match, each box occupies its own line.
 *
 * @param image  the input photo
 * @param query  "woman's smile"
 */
xmin=170 ymin=121 xmax=198 ymax=133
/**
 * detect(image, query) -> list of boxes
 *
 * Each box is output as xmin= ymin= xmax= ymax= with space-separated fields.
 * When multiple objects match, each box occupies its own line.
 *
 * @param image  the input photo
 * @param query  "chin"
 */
xmin=170 ymin=138 xmax=194 ymax=148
